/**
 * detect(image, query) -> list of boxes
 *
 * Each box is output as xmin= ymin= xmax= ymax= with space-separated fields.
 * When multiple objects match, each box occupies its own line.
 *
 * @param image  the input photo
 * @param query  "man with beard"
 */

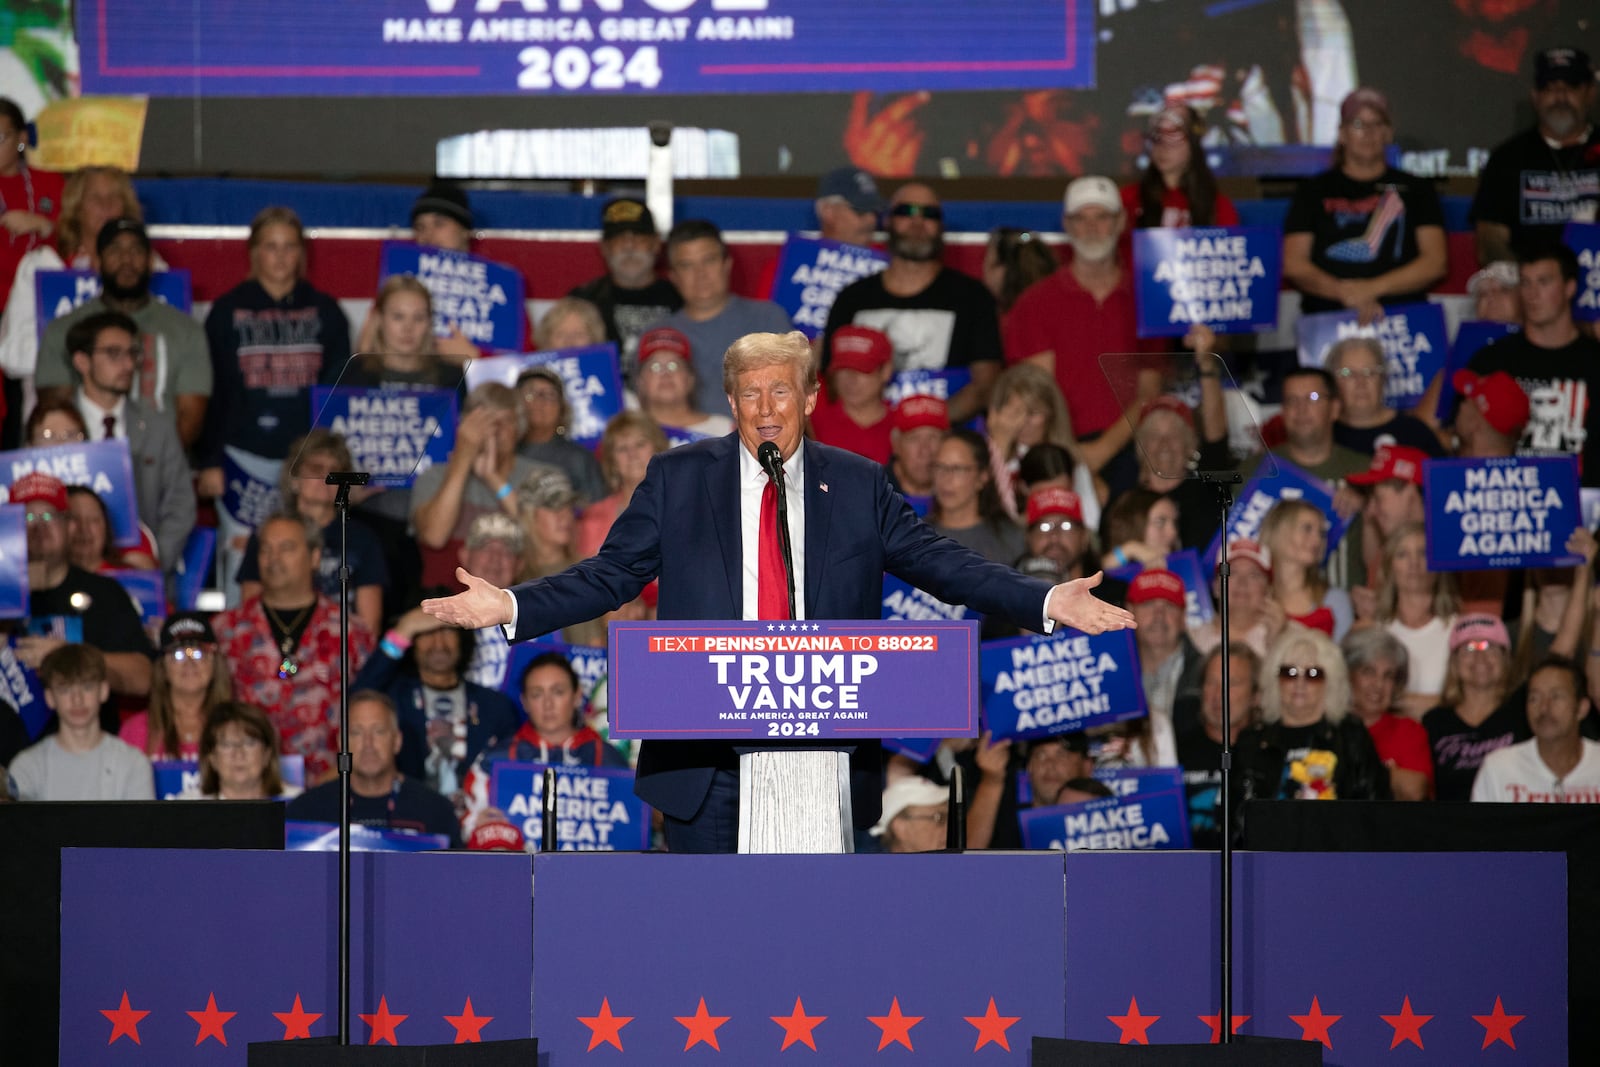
xmin=1471 ymin=47 xmax=1600 ymax=263
xmin=568 ymin=198 xmax=683 ymax=379
xmin=37 ymin=219 xmax=211 ymax=450
xmin=822 ymin=183 xmax=1001 ymax=422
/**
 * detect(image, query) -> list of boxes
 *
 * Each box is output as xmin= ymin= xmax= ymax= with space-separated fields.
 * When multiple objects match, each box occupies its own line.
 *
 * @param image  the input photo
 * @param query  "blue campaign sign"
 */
xmin=152 ymin=760 xmax=199 ymax=801
xmin=1435 ymin=320 xmax=1518 ymax=423
xmin=883 ymin=367 xmax=973 ymax=407
xmin=881 ymin=737 xmax=942 ymax=762
xmin=1568 ymin=222 xmax=1600 ymax=323
xmin=489 ymin=760 xmax=650 ymax=851
xmin=379 ymin=242 xmax=526 ymax=352
xmin=1424 ymin=455 xmax=1582 ymax=571
xmin=174 ymin=526 xmax=215 ymax=612
xmin=220 ymin=448 xmax=282 ymax=533
xmin=1202 ymin=457 xmax=1349 ymax=574
xmin=0 ymin=506 xmax=26 ymax=620
xmin=0 ymin=637 xmax=47 ymax=739
xmin=1018 ymin=786 xmax=1192 ymax=850
xmin=0 ymin=439 xmax=140 ymax=548
xmin=608 ymin=620 xmax=981 ymax=740
xmin=309 ymin=385 xmax=458 ymax=487
xmin=980 ymin=629 xmax=1146 ymax=741
xmin=465 ymin=346 xmax=623 ymax=450
xmin=1296 ymin=301 xmax=1448 ymax=409
xmin=104 ymin=569 xmax=165 ymax=630
xmin=770 ymin=237 xmax=887 ymax=338
xmin=34 ymin=269 xmax=193 ymax=339
xmin=880 ymin=573 xmax=978 ymax=623
xmin=1131 ymin=226 xmax=1282 ymax=338
xmin=1105 ymin=548 xmax=1215 ymax=629
xmin=500 ymin=637 xmax=608 ymax=708
xmin=1092 ymin=765 xmax=1185 ymax=798
xmin=286 ymin=821 xmax=449 ymax=852
xmin=81 ymin=1 xmax=1095 ymax=98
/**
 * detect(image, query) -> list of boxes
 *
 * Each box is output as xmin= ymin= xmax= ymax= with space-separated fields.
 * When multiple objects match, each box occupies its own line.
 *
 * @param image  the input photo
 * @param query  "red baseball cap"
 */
xmin=1128 ymin=568 xmax=1186 ymax=609
xmin=638 ymin=326 xmax=690 ymax=362
xmin=8 ymin=471 xmax=68 ymax=513
xmin=1453 ymin=369 xmax=1529 ymax=438
xmin=1025 ymin=486 xmax=1083 ymax=525
xmin=466 ymin=820 xmax=526 ymax=852
xmin=892 ymin=395 xmax=949 ymax=434
xmin=1347 ymin=444 xmax=1427 ymax=487
xmin=829 ymin=325 xmax=893 ymax=374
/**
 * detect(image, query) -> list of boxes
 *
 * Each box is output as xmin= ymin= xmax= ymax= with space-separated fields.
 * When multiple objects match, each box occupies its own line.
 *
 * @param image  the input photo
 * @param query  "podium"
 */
xmin=608 ymin=620 xmax=982 ymax=852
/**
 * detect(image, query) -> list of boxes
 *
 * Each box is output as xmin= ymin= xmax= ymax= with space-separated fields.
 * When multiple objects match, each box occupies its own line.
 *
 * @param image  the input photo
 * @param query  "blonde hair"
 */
xmin=721 ymin=331 xmax=817 ymax=397
xmin=1374 ymin=522 xmax=1459 ymax=623
xmin=988 ymin=363 xmax=1076 ymax=456
xmin=1259 ymin=498 xmax=1330 ymax=604
xmin=247 ymin=205 xmax=306 ymax=282
xmin=1259 ymin=627 xmax=1351 ymax=725
xmin=58 ymin=166 xmax=140 ymax=257
xmin=535 ymin=297 xmax=606 ymax=350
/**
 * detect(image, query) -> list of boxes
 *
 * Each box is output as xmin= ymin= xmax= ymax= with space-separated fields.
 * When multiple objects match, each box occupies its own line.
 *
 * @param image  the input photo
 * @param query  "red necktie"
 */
xmin=757 ymin=475 xmax=790 ymax=619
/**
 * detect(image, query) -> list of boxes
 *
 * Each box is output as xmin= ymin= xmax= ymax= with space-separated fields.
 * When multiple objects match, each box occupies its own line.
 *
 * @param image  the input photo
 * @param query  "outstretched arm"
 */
xmin=1045 ymin=571 xmax=1137 ymax=635
xmin=423 ymin=569 xmax=514 ymax=630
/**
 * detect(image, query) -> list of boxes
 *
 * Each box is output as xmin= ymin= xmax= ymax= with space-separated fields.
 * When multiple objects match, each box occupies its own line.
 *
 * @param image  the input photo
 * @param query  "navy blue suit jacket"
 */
xmin=510 ymin=434 xmax=1053 ymax=826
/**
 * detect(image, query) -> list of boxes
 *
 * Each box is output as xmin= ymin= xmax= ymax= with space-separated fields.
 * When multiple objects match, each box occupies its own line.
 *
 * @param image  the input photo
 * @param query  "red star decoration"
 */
xmin=771 ymin=996 xmax=827 ymax=1051
xmin=1108 ymin=996 xmax=1159 ymax=1045
xmin=1288 ymin=996 xmax=1341 ymax=1049
xmin=1198 ymin=1013 xmax=1250 ymax=1043
xmin=674 ymin=997 xmax=732 ymax=1051
xmin=1379 ymin=996 xmax=1433 ymax=1050
xmin=186 ymin=992 xmax=237 ymax=1047
xmin=272 ymin=994 xmax=323 ymax=1041
xmin=359 ymin=996 xmax=408 ymax=1046
xmin=867 ymin=997 xmax=924 ymax=1051
xmin=578 ymin=997 xmax=633 ymax=1052
xmin=1472 ymin=996 xmax=1526 ymax=1050
xmin=963 ymin=997 xmax=1021 ymax=1052
xmin=101 ymin=990 xmax=150 ymax=1046
xmin=444 ymin=996 xmax=493 ymax=1044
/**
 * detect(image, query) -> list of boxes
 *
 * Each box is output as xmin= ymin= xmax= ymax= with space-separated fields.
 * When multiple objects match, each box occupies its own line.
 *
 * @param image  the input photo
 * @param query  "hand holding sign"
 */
xmin=1044 ymin=572 xmax=1137 ymax=636
xmin=423 ymin=568 xmax=514 ymax=630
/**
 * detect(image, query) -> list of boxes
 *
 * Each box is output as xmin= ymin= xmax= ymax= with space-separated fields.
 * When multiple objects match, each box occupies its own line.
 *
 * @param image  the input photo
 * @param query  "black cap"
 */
xmin=96 ymin=217 xmax=149 ymax=256
xmin=160 ymin=611 xmax=216 ymax=649
xmin=600 ymin=197 xmax=656 ymax=239
xmin=411 ymin=179 xmax=473 ymax=231
xmin=1535 ymin=47 xmax=1593 ymax=88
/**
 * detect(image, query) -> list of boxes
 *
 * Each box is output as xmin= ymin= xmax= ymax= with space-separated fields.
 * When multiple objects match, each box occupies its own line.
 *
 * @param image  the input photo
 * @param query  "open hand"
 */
xmin=422 ymin=568 xmax=514 ymax=630
xmin=1045 ymin=571 xmax=1137 ymax=635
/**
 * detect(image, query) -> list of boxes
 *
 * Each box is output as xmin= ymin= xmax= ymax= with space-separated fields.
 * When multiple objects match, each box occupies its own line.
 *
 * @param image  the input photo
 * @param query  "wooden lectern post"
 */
xmin=737 ymin=750 xmax=853 ymax=853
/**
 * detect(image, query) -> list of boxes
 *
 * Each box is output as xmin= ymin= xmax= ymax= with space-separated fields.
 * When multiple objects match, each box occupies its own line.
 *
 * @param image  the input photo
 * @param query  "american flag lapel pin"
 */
xmin=820 ymin=482 xmax=829 ymax=493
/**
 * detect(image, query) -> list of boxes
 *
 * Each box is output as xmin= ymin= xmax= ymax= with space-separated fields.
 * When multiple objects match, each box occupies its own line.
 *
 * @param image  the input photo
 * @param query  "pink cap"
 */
xmin=1449 ymin=613 xmax=1511 ymax=653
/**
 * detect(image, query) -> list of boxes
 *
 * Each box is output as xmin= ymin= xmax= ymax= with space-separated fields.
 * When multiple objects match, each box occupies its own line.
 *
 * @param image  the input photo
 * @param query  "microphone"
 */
xmin=756 ymin=442 xmax=798 ymax=618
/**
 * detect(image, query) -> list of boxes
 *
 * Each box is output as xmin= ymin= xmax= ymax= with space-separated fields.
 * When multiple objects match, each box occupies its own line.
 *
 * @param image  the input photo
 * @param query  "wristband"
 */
xmin=496 ymin=482 xmax=513 ymax=501
xmin=380 ymin=630 xmax=412 ymax=659
xmin=1111 ymin=547 xmax=1127 ymax=567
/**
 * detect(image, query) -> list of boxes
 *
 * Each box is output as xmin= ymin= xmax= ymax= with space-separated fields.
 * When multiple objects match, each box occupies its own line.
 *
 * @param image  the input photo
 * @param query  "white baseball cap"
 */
xmin=1063 ymin=176 xmax=1121 ymax=217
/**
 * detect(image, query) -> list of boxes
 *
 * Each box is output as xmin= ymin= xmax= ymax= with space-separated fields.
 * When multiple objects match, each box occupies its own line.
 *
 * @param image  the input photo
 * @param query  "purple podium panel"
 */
xmin=60 ymin=849 xmax=532 ymax=1060
xmin=1065 ymin=851 xmax=1566 ymax=1063
xmin=607 ymin=620 xmax=981 ymax=740
xmin=533 ymin=852 xmax=1066 ymax=1063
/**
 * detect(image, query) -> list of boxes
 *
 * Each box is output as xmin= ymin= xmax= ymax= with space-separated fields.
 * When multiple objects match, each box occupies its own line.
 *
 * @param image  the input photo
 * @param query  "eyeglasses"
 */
xmin=932 ymin=463 xmax=978 ymax=476
xmin=889 ymin=203 xmax=943 ymax=222
xmin=1278 ymin=665 xmax=1326 ymax=682
xmin=1343 ymin=119 xmax=1388 ymax=133
xmin=92 ymin=346 xmax=141 ymax=361
xmin=1335 ymin=366 xmax=1384 ymax=381
xmin=896 ymin=810 xmax=948 ymax=826
xmin=24 ymin=510 xmax=58 ymax=524
xmin=36 ymin=428 xmax=86 ymax=442
xmin=168 ymin=646 xmax=208 ymax=662
xmin=644 ymin=360 xmax=684 ymax=374
xmin=520 ymin=388 xmax=561 ymax=404
xmin=215 ymin=737 xmax=265 ymax=753
xmin=1033 ymin=520 xmax=1076 ymax=535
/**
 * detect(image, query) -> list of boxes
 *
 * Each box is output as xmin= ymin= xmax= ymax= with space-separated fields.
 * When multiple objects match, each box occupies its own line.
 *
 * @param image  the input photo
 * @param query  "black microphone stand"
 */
xmin=758 ymin=443 xmax=798 ymax=618
xmin=326 ymin=470 xmax=369 ymax=1046
xmin=1191 ymin=468 xmax=1241 ymax=1044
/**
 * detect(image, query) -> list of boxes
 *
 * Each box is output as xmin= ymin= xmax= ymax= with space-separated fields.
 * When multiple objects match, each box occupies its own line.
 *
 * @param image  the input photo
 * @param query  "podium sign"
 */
xmin=607 ymin=620 xmax=980 ymax=741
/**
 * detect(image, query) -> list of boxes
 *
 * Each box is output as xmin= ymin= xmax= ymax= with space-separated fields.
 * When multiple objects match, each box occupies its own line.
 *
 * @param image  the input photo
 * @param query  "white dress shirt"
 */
xmin=738 ymin=441 xmax=806 ymax=620
xmin=77 ymin=391 xmax=128 ymax=439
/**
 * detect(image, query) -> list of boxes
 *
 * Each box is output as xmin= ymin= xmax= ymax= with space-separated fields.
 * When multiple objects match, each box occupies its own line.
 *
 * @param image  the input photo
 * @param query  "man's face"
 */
xmin=1518 ymin=259 xmax=1575 ymax=330
xmin=99 ymin=233 xmax=151 ymax=301
xmin=817 ymin=198 xmax=878 ymax=246
xmin=829 ymin=365 xmax=890 ymax=408
xmin=887 ymin=802 xmax=948 ymax=853
xmin=603 ymin=230 xmax=661 ymax=288
xmin=1533 ymin=78 xmax=1596 ymax=141
xmin=24 ymin=501 xmax=67 ymax=567
xmin=1331 ymin=345 xmax=1386 ymax=420
xmin=891 ymin=425 xmax=942 ymax=489
xmin=414 ymin=626 xmax=461 ymax=681
xmin=1200 ymin=653 xmax=1256 ymax=737
xmin=1064 ymin=204 xmax=1123 ymax=264
xmin=257 ymin=518 xmax=318 ymax=600
xmin=1025 ymin=510 xmax=1086 ymax=573
xmin=1132 ymin=598 xmax=1183 ymax=656
xmin=461 ymin=538 xmax=521 ymax=588
xmin=1280 ymin=374 xmax=1339 ymax=450
xmin=73 ymin=325 xmax=139 ymax=400
xmin=1527 ymin=666 xmax=1589 ymax=745
xmin=730 ymin=360 xmax=817 ymax=463
xmin=413 ymin=211 xmax=471 ymax=253
xmin=1136 ymin=410 xmax=1192 ymax=481
xmin=346 ymin=700 xmax=402 ymax=781
xmin=1368 ymin=481 xmax=1423 ymax=535
xmin=45 ymin=676 xmax=110 ymax=731
xmin=668 ymin=237 xmax=731 ymax=313
xmin=1474 ymin=282 xmax=1520 ymax=324
xmin=1026 ymin=742 xmax=1088 ymax=807
xmin=886 ymin=184 xmax=944 ymax=263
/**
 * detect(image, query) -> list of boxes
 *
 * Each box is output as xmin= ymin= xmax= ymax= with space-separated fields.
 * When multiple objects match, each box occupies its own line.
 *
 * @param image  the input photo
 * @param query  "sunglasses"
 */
xmin=1278 ymin=665 xmax=1326 ymax=682
xmin=889 ymin=203 xmax=943 ymax=222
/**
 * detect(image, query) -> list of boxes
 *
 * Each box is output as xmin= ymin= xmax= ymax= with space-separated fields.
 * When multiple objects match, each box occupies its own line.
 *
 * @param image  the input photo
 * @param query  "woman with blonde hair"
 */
xmin=1367 ymin=522 xmax=1458 ymax=716
xmin=536 ymin=296 xmax=607 ymax=351
xmin=349 ymin=274 xmax=471 ymax=388
xmin=984 ymin=362 xmax=1102 ymax=526
xmin=576 ymin=410 xmax=670 ymax=559
xmin=1258 ymin=498 xmax=1351 ymax=640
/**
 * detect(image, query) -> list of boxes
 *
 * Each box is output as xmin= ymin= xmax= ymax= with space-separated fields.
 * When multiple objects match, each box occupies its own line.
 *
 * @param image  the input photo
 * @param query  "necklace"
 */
xmin=263 ymin=600 xmax=313 ymax=680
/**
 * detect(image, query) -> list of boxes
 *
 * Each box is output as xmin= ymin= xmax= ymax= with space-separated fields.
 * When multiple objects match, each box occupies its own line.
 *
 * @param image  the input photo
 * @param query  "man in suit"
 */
xmin=425 ymin=330 xmax=1135 ymax=852
xmin=67 ymin=309 xmax=196 ymax=572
